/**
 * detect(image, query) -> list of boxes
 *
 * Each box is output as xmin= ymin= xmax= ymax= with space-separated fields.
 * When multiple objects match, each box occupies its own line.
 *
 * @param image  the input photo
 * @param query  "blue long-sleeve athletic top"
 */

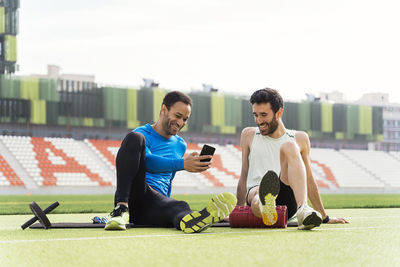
xmin=134 ymin=124 xmax=186 ymax=197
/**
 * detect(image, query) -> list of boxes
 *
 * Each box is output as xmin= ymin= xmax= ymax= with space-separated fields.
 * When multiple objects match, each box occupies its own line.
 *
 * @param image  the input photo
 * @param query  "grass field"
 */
xmin=1 ymin=194 xmax=400 ymax=215
xmin=1 ymin=194 xmax=400 ymax=266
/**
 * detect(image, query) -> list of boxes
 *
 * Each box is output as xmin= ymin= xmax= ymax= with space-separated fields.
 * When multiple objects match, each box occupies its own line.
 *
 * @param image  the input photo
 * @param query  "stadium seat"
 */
xmin=0 ymin=135 xmax=397 ymax=191
xmin=0 ymin=154 xmax=24 ymax=186
xmin=0 ymin=136 xmax=112 ymax=187
xmin=340 ymin=150 xmax=400 ymax=187
xmin=311 ymin=148 xmax=385 ymax=188
xmin=85 ymin=139 xmax=121 ymax=171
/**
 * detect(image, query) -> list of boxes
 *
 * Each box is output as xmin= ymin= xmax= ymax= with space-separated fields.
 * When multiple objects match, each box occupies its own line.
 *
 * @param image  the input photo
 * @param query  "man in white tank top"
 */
xmin=236 ymin=88 xmax=348 ymax=229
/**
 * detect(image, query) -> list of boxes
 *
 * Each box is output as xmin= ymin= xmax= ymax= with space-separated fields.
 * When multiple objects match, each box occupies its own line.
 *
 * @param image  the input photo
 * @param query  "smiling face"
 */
xmin=160 ymin=101 xmax=191 ymax=136
xmin=252 ymin=102 xmax=281 ymax=136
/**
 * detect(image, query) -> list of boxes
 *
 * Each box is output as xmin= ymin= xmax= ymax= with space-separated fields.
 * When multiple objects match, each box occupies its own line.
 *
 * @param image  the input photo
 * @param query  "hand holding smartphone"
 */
xmin=199 ymin=144 xmax=216 ymax=162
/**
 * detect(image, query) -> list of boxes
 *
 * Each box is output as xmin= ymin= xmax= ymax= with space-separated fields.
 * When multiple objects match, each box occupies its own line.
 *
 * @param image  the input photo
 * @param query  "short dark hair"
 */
xmin=162 ymin=91 xmax=192 ymax=109
xmin=249 ymin=88 xmax=283 ymax=113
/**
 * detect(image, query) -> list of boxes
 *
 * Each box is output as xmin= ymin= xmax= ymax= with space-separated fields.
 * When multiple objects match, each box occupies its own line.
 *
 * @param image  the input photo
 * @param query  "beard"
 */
xmin=162 ymin=116 xmax=181 ymax=136
xmin=258 ymin=115 xmax=279 ymax=135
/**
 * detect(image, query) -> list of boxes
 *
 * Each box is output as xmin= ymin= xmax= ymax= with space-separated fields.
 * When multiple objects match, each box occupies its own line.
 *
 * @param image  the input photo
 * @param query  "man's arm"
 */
xmin=236 ymin=127 xmax=254 ymax=206
xmin=146 ymin=149 xmax=212 ymax=173
xmin=146 ymin=151 xmax=184 ymax=173
xmin=135 ymin=126 xmax=211 ymax=173
xmin=297 ymin=131 xmax=327 ymax=217
xmin=132 ymin=128 xmax=184 ymax=173
xmin=297 ymin=131 xmax=348 ymax=224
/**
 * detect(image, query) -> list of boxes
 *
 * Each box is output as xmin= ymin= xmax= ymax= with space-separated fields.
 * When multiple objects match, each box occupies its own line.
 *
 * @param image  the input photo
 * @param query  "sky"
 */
xmin=17 ymin=0 xmax=400 ymax=103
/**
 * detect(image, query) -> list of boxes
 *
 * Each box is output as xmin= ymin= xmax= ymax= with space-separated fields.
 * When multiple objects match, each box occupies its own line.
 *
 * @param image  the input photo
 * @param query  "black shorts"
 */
xmin=246 ymin=180 xmax=297 ymax=219
xmin=275 ymin=180 xmax=297 ymax=219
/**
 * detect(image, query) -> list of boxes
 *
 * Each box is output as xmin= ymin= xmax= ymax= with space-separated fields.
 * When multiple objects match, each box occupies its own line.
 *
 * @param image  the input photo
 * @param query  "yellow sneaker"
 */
xmin=180 ymin=192 xmax=237 ymax=233
xmin=259 ymin=171 xmax=280 ymax=226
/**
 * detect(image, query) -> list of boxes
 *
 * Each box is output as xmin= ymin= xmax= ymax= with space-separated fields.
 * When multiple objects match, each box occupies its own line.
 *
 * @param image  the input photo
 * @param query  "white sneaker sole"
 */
xmin=104 ymin=220 xmax=126 ymax=230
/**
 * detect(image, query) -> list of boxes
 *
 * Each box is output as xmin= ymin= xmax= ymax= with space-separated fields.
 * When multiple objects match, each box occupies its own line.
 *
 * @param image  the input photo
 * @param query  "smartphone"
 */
xmin=199 ymin=144 xmax=216 ymax=162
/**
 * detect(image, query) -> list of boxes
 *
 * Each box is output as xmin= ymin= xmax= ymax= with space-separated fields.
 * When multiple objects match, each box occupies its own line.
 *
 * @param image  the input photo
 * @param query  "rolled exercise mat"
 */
xmin=229 ymin=205 xmax=287 ymax=228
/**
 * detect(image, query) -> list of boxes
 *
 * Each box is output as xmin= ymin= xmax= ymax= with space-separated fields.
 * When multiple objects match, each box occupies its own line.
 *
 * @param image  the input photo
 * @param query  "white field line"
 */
xmin=1 ymin=215 xmax=399 ymax=231
xmin=345 ymin=215 xmax=400 ymax=219
xmin=1 ymin=225 xmax=400 ymax=244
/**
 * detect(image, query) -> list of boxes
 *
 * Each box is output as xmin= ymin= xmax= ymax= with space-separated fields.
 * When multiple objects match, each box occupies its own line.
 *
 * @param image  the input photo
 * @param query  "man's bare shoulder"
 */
xmin=294 ymin=131 xmax=310 ymax=149
xmin=240 ymin=127 xmax=256 ymax=148
xmin=294 ymin=130 xmax=309 ymax=139
xmin=241 ymin=127 xmax=256 ymax=137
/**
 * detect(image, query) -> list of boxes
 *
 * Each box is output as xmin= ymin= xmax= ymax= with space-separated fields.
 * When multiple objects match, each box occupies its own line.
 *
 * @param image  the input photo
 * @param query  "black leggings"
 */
xmin=114 ymin=132 xmax=192 ymax=229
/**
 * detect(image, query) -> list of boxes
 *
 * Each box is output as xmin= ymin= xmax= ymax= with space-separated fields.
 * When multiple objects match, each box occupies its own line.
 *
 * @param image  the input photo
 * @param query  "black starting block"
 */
xmin=21 ymin=201 xmax=59 ymax=230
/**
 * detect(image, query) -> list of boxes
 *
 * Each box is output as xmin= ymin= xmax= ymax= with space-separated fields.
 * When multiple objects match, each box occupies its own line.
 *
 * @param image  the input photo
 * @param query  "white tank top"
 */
xmin=247 ymin=127 xmax=296 ymax=189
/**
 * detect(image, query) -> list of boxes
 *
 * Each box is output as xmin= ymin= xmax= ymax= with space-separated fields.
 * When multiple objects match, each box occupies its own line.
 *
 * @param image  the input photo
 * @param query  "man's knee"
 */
xmin=280 ymin=141 xmax=300 ymax=159
xmin=122 ymin=132 xmax=146 ymax=150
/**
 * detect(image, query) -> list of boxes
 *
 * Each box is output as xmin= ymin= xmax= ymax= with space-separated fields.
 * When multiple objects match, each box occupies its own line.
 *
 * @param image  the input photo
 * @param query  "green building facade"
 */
xmin=0 ymin=0 xmax=19 ymax=74
xmin=0 ymin=75 xmax=384 ymax=142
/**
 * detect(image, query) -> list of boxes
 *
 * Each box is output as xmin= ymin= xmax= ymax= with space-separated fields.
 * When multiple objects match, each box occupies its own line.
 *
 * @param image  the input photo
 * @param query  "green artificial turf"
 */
xmin=0 ymin=194 xmax=399 ymax=215
xmin=319 ymin=194 xmax=400 ymax=208
xmin=1 ymin=208 xmax=399 ymax=266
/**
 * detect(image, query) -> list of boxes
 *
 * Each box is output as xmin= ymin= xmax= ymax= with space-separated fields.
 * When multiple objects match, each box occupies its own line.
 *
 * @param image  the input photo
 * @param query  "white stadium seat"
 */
xmin=0 ymin=135 xmax=398 ymax=190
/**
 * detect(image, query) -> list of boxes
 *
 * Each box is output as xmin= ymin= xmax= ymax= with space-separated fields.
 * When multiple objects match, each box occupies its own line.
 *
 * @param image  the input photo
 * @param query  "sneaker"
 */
xmin=180 ymin=192 xmax=237 ymax=233
xmin=258 ymin=170 xmax=280 ymax=226
xmin=287 ymin=214 xmax=298 ymax=227
xmin=296 ymin=204 xmax=322 ymax=230
xmin=104 ymin=205 xmax=129 ymax=230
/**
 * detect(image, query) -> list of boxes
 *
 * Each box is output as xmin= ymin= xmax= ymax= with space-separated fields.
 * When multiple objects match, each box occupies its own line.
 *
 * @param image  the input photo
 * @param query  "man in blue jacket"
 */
xmin=105 ymin=91 xmax=237 ymax=233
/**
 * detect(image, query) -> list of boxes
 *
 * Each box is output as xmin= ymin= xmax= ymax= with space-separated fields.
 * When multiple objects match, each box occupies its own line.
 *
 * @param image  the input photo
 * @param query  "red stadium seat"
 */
xmin=0 ymin=155 xmax=24 ymax=186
